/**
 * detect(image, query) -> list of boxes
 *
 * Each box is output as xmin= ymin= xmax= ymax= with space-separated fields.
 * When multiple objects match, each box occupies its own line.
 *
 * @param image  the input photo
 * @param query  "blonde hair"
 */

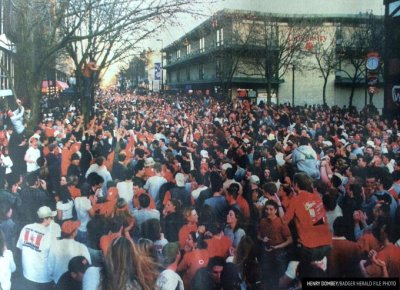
xmin=100 ymin=237 xmax=159 ymax=290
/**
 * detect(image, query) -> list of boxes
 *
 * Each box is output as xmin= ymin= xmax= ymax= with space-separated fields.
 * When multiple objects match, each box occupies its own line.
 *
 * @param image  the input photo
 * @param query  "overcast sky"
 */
xmin=153 ymin=0 xmax=385 ymax=48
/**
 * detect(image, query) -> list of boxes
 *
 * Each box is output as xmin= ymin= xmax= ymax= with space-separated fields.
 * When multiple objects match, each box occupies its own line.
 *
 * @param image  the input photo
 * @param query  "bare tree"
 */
xmin=336 ymin=12 xmax=384 ymax=108
xmin=243 ymin=16 xmax=315 ymax=104
xmin=306 ymin=26 xmax=338 ymax=105
xmin=7 ymin=0 xmax=211 ymax=126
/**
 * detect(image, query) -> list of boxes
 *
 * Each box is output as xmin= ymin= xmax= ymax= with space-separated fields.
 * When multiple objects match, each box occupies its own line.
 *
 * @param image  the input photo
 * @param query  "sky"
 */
xmin=153 ymin=0 xmax=385 ymax=49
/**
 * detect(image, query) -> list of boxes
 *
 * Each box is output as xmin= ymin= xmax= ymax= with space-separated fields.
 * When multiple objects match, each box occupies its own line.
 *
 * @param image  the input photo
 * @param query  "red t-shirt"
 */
xmin=283 ymin=190 xmax=332 ymax=248
xmin=327 ymin=237 xmax=362 ymax=277
xmin=365 ymin=244 xmax=400 ymax=277
xmin=100 ymin=232 xmax=121 ymax=256
xmin=258 ymin=216 xmax=291 ymax=246
xmin=177 ymin=249 xmax=209 ymax=289
xmin=206 ymin=235 xmax=232 ymax=258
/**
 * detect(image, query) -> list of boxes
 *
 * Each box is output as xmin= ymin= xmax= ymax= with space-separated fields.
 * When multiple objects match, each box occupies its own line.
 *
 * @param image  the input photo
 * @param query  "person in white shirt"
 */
xmin=155 ymin=242 xmax=184 ymax=290
xmin=85 ymin=156 xmax=112 ymax=195
xmin=116 ymin=170 xmax=134 ymax=211
xmin=48 ymin=220 xmax=91 ymax=283
xmin=0 ymin=229 xmax=16 ymax=290
xmin=16 ymin=206 xmax=60 ymax=289
xmin=24 ymin=137 xmax=41 ymax=173
xmin=143 ymin=162 xmax=167 ymax=209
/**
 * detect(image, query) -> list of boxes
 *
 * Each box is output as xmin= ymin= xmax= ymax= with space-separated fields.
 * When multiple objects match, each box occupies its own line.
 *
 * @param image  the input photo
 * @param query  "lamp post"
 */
xmin=156 ymin=39 xmax=164 ymax=93
xmin=292 ymin=65 xmax=295 ymax=106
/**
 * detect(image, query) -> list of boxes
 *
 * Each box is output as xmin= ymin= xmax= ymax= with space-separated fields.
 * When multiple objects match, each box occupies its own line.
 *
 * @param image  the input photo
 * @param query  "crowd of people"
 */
xmin=0 ymin=90 xmax=400 ymax=290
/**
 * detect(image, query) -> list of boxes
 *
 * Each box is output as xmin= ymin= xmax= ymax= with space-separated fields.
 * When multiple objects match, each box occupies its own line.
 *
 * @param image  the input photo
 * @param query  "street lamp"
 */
xmin=156 ymin=39 xmax=164 ymax=92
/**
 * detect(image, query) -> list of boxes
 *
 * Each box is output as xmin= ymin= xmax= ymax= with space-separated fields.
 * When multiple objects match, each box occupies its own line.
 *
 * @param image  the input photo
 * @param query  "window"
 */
xmin=176 ymin=49 xmax=181 ymax=59
xmin=199 ymin=63 xmax=204 ymax=80
xmin=186 ymin=43 xmax=191 ymax=54
xmin=217 ymin=28 xmax=224 ymax=46
xmin=199 ymin=37 xmax=205 ymax=52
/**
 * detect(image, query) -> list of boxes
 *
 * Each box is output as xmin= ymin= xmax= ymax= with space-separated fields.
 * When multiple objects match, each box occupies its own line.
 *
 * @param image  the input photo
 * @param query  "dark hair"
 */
xmin=333 ymin=216 xmax=348 ymax=237
xmin=262 ymin=182 xmax=277 ymax=195
xmin=209 ymin=171 xmax=223 ymax=193
xmin=138 ymin=194 xmax=150 ymax=208
xmin=226 ymin=183 xmax=240 ymax=200
xmin=225 ymin=167 xmax=235 ymax=179
xmin=293 ymin=173 xmax=313 ymax=192
xmin=141 ymin=219 xmax=162 ymax=242
xmin=207 ymin=256 xmax=226 ymax=269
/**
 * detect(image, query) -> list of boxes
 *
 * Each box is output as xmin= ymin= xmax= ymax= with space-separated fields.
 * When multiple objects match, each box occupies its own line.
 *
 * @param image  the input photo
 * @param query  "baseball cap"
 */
xmin=37 ymin=206 xmax=57 ymax=219
xmin=68 ymin=256 xmax=90 ymax=273
xmin=249 ymin=175 xmax=260 ymax=185
xmin=61 ymin=220 xmax=81 ymax=235
xmin=221 ymin=163 xmax=232 ymax=171
xmin=200 ymin=150 xmax=209 ymax=159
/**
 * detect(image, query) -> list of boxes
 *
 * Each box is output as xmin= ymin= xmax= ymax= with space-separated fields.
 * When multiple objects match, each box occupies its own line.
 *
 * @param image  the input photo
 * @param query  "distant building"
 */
xmin=163 ymin=9 xmax=384 ymax=110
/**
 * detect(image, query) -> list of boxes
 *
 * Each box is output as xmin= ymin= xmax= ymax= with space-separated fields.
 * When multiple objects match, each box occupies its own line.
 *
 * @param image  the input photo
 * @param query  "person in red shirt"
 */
xmin=206 ymin=222 xmax=232 ymax=259
xmin=178 ymin=207 xmax=198 ymax=249
xmin=258 ymin=200 xmax=292 ymax=289
xmin=177 ymin=231 xmax=209 ymax=289
xmin=283 ymin=173 xmax=332 ymax=262
xmin=360 ymin=218 xmax=400 ymax=278
xmin=327 ymin=216 xmax=362 ymax=277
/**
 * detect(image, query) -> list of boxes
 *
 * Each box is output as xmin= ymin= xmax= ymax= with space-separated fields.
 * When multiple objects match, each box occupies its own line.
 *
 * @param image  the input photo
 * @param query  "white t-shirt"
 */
xmin=25 ymin=147 xmax=41 ymax=172
xmin=56 ymin=200 xmax=74 ymax=221
xmin=74 ymin=197 xmax=92 ymax=232
xmin=0 ymin=249 xmax=16 ymax=290
xmin=82 ymin=266 xmax=101 ymax=290
xmin=155 ymin=269 xmax=184 ymax=290
xmin=48 ymin=238 xmax=91 ymax=283
xmin=16 ymin=223 xmax=58 ymax=283
xmin=117 ymin=181 xmax=134 ymax=210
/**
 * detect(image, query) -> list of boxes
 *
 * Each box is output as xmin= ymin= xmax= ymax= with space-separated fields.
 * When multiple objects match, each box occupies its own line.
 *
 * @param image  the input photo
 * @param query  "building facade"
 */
xmin=163 ymin=9 xmax=384 ymax=110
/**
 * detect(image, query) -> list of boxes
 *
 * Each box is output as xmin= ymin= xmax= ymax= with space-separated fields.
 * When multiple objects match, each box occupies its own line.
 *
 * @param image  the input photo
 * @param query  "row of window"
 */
xmin=171 ymin=61 xmax=225 ymax=82
xmin=174 ymin=28 xmax=224 ymax=59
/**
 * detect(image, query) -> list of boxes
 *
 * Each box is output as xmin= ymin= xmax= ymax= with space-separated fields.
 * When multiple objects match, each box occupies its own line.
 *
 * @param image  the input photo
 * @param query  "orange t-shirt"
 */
xmin=237 ymin=195 xmax=250 ymax=221
xmin=61 ymin=147 xmax=72 ymax=177
xmin=365 ymin=244 xmax=400 ymax=277
xmin=283 ymin=190 xmax=332 ymax=248
xmin=178 ymin=224 xmax=198 ymax=249
xmin=258 ymin=216 xmax=291 ymax=246
xmin=327 ymin=237 xmax=362 ymax=277
xmin=357 ymin=232 xmax=381 ymax=255
xmin=206 ymin=235 xmax=232 ymax=258
xmin=177 ymin=249 xmax=209 ymax=289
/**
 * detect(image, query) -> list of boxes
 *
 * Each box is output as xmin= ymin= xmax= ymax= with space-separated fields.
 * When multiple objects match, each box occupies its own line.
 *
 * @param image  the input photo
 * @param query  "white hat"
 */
xmin=249 ymin=175 xmax=260 ymax=185
xmin=366 ymin=140 xmax=375 ymax=147
xmin=200 ymin=150 xmax=209 ymax=159
xmin=322 ymin=141 xmax=332 ymax=147
xmin=175 ymin=173 xmax=185 ymax=187
xmin=221 ymin=163 xmax=232 ymax=171
xmin=144 ymin=157 xmax=155 ymax=167
xmin=339 ymin=138 xmax=347 ymax=145
xmin=37 ymin=206 xmax=57 ymax=219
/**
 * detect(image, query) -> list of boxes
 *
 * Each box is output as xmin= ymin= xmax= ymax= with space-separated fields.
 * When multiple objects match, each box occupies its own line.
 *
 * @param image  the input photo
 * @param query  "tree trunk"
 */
xmin=369 ymin=92 xmax=374 ymax=105
xmin=322 ymin=77 xmax=328 ymax=105
xmin=349 ymin=86 xmax=355 ymax=108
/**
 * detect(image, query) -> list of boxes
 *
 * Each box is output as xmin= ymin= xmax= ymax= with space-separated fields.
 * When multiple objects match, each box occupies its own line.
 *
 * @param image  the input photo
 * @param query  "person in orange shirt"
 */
xmin=99 ymin=217 xmax=123 ymax=257
xmin=283 ymin=173 xmax=332 ymax=262
xmin=360 ymin=218 xmax=400 ymax=278
xmin=61 ymin=139 xmax=73 ymax=177
xmin=258 ymin=200 xmax=292 ymax=289
xmin=327 ymin=216 xmax=362 ymax=277
xmin=178 ymin=207 xmax=198 ymax=249
xmin=177 ymin=232 xmax=210 ymax=289
xmin=205 ymin=222 xmax=232 ymax=259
